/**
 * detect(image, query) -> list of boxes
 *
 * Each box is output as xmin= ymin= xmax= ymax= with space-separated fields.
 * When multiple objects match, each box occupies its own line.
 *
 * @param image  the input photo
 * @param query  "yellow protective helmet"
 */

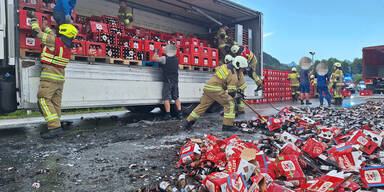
xmin=59 ymin=24 xmax=78 ymax=39
xmin=334 ymin=62 xmax=342 ymax=68
xmin=231 ymin=45 xmax=240 ymax=54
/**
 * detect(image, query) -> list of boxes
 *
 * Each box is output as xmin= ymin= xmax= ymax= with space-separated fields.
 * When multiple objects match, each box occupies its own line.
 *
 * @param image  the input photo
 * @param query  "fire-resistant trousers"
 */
xmin=37 ymin=80 xmax=64 ymax=130
xmin=187 ymin=90 xmax=235 ymax=126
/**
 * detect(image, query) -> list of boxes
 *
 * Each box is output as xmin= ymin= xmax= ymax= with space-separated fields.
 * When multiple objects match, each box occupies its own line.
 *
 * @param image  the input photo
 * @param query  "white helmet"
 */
xmin=231 ymin=45 xmax=240 ymax=54
xmin=224 ymin=54 xmax=234 ymax=64
xmin=291 ymin=67 xmax=297 ymax=72
xmin=334 ymin=62 xmax=342 ymax=68
xmin=310 ymin=75 xmax=315 ymax=79
xmin=232 ymin=56 xmax=248 ymax=69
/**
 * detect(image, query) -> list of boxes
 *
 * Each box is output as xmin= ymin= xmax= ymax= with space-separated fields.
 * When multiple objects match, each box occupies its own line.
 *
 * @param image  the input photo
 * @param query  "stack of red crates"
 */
xmin=178 ymin=37 xmax=218 ymax=68
xmin=18 ymin=3 xmax=218 ymax=68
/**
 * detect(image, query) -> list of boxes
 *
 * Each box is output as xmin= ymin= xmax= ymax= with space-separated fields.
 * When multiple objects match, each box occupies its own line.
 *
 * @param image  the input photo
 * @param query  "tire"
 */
xmin=125 ymin=105 xmax=155 ymax=113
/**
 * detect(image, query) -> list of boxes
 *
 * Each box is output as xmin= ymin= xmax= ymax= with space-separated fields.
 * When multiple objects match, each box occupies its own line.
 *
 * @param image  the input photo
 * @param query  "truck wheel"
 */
xmin=125 ymin=106 xmax=155 ymax=113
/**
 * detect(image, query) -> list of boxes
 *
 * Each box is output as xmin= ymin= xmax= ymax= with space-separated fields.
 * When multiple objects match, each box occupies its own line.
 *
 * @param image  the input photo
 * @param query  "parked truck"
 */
xmin=0 ymin=0 xmax=263 ymax=114
xmin=362 ymin=45 xmax=384 ymax=93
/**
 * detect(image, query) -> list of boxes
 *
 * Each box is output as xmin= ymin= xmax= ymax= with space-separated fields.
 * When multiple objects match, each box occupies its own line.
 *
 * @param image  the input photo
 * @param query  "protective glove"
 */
xmin=228 ymin=91 xmax=236 ymax=98
xmin=255 ymin=85 xmax=263 ymax=92
xmin=27 ymin=11 xmax=36 ymax=19
xmin=65 ymin=15 xmax=72 ymax=23
xmin=236 ymin=89 xmax=245 ymax=99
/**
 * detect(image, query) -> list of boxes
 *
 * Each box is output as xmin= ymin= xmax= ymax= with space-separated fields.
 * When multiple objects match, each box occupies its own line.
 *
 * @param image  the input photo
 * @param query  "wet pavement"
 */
xmin=0 ymin=94 xmax=382 ymax=191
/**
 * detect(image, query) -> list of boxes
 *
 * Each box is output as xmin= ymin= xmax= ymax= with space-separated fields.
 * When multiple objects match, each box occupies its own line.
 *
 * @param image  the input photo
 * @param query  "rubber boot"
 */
xmin=177 ymin=111 xmax=183 ymax=120
xmin=163 ymin=112 xmax=172 ymax=120
xmin=40 ymin=127 xmax=63 ymax=139
xmin=222 ymin=125 xmax=239 ymax=132
xmin=301 ymin=100 xmax=304 ymax=105
xmin=184 ymin=120 xmax=195 ymax=132
xmin=306 ymin=100 xmax=312 ymax=105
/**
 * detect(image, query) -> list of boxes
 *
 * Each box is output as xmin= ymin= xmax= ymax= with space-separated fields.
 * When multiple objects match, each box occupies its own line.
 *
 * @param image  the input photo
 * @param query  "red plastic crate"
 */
xmin=143 ymin=40 xmax=156 ymax=52
xmin=75 ymin=15 xmax=90 ymax=24
xmin=19 ymin=0 xmax=38 ymax=10
xmin=90 ymin=15 xmax=102 ymax=22
xmin=109 ymin=24 xmax=125 ymax=35
xmin=172 ymin=38 xmax=183 ymax=46
xmin=20 ymin=31 xmax=41 ymax=49
xmin=117 ymin=35 xmax=131 ymax=47
xmin=71 ymin=40 xmax=86 ymax=55
xmin=191 ymin=55 xmax=202 ymax=66
xmin=122 ymin=47 xmax=137 ymax=60
xmin=202 ymin=57 xmax=210 ymax=67
xmin=105 ymin=45 xmax=121 ymax=58
xmin=85 ymin=41 xmax=106 ymax=57
xmin=130 ymin=39 xmax=142 ymax=50
xmin=185 ymin=45 xmax=202 ymax=55
xmin=101 ymin=15 xmax=119 ymax=25
xmin=37 ymin=0 xmax=55 ymax=13
xmin=211 ymin=48 xmax=218 ymax=59
xmin=19 ymin=9 xmax=43 ymax=30
xmin=90 ymin=32 xmax=116 ymax=45
xmin=202 ymin=47 xmax=210 ymax=58
xmin=72 ymin=23 xmax=83 ymax=34
xmin=189 ymin=38 xmax=199 ymax=46
xmin=211 ymin=58 xmax=218 ymax=68
xmin=179 ymin=54 xmax=190 ymax=65
xmin=87 ymin=21 xmax=108 ymax=33
xmin=75 ymin=34 xmax=87 ymax=41
xmin=172 ymin=32 xmax=185 ymax=39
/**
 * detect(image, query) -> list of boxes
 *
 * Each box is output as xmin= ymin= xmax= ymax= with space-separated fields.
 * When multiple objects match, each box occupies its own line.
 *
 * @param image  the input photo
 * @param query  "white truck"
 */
xmin=0 ymin=0 xmax=263 ymax=114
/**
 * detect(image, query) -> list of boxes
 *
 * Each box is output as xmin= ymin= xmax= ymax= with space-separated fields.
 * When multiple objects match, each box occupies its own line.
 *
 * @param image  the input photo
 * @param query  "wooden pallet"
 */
xmin=192 ymin=66 xmax=210 ymax=72
xmin=109 ymin=57 xmax=125 ymax=64
xmin=70 ymin=55 xmax=88 ymax=62
xmin=124 ymin=60 xmax=142 ymax=66
xmin=20 ymin=48 xmax=40 ymax=58
xmin=88 ymin=56 xmax=109 ymax=63
xmin=179 ymin=64 xmax=193 ymax=70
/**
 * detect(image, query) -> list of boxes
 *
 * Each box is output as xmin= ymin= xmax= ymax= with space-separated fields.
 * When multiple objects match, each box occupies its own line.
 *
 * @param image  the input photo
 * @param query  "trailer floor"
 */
xmin=0 ymin=95 xmax=382 ymax=191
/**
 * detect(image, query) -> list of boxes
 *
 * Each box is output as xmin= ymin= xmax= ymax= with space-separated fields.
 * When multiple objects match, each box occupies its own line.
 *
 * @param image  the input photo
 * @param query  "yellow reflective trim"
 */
xmin=238 ymin=102 xmax=245 ymax=107
xmin=41 ymin=57 xmax=54 ymax=63
xmin=227 ymin=86 xmax=237 ymax=90
xmin=229 ymin=100 xmax=234 ymax=114
xmin=224 ymin=113 xmax=236 ymax=118
xmin=45 ymin=113 xmax=59 ymax=122
xmin=42 ymin=33 xmax=48 ymax=44
xmin=41 ymin=72 xmax=65 ymax=81
xmin=239 ymin=83 xmax=247 ymax=90
xmin=204 ymin=84 xmax=223 ymax=91
xmin=40 ymin=98 xmax=51 ymax=116
xmin=59 ymin=47 xmax=63 ymax=58
xmin=190 ymin=111 xmax=200 ymax=119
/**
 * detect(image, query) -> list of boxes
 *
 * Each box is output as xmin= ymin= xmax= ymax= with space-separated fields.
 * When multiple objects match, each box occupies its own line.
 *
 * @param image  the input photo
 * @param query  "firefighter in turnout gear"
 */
xmin=184 ymin=56 xmax=248 ymax=132
xmin=215 ymin=26 xmax=237 ymax=65
xmin=330 ymin=62 xmax=344 ymax=106
xmin=118 ymin=0 xmax=133 ymax=28
xmin=310 ymin=74 xmax=318 ymax=97
xmin=288 ymin=67 xmax=300 ymax=102
xmin=230 ymin=45 xmax=263 ymax=91
xmin=224 ymin=55 xmax=246 ymax=115
xmin=28 ymin=11 xmax=78 ymax=139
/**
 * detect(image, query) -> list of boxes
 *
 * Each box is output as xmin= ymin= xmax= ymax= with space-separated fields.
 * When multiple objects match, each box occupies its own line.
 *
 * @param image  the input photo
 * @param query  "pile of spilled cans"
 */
xmin=157 ymin=101 xmax=384 ymax=192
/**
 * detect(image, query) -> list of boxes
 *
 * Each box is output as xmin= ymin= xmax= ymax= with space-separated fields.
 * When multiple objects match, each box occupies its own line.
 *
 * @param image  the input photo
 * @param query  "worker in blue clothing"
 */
xmin=299 ymin=68 xmax=312 ymax=105
xmin=53 ymin=0 xmax=77 ymax=25
xmin=315 ymin=73 xmax=332 ymax=107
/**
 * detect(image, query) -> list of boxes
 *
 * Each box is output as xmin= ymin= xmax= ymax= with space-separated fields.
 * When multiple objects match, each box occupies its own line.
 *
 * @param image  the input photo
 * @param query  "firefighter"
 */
xmin=230 ymin=45 xmax=263 ymax=91
xmin=310 ymin=74 xmax=318 ymax=97
xmin=330 ymin=62 xmax=344 ymax=106
xmin=184 ymin=56 xmax=249 ymax=132
xmin=224 ymin=55 xmax=246 ymax=115
xmin=215 ymin=26 xmax=236 ymax=65
xmin=118 ymin=0 xmax=134 ymax=28
xmin=287 ymin=67 xmax=300 ymax=102
xmin=28 ymin=11 xmax=78 ymax=139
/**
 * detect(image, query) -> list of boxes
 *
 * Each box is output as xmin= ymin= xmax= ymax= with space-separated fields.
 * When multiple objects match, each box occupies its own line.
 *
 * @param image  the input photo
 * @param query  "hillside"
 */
xmin=263 ymin=52 xmax=292 ymax=71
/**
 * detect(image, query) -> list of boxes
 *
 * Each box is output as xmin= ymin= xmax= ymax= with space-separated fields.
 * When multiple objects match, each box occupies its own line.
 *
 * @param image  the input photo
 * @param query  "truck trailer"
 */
xmin=0 ymin=0 xmax=263 ymax=114
xmin=362 ymin=45 xmax=384 ymax=93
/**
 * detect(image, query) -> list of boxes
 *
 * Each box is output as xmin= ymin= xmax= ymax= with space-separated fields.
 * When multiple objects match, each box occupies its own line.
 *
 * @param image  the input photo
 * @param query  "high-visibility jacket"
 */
xmin=288 ymin=73 xmax=300 ymax=87
xmin=40 ymin=37 xmax=71 ymax=69
xmin=330 ymin=69 xmax=344 ymax=86
xmin=204 ymin=64 xmax=238 ymax=93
